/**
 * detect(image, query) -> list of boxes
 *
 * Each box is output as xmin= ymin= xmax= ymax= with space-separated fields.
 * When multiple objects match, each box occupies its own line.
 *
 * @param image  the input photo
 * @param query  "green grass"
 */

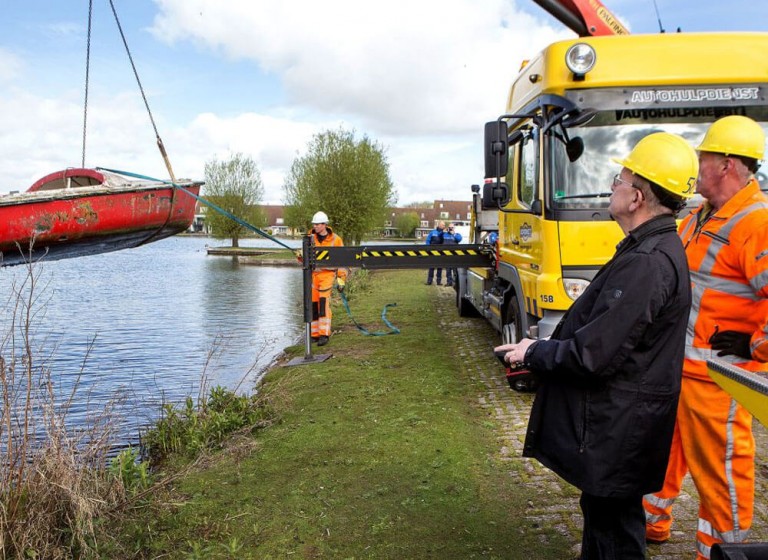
xmin=103 ymin=270 xmax=572 ymax=559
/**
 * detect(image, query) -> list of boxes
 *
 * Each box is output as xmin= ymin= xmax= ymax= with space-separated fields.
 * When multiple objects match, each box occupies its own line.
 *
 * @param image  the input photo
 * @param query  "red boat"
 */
xmin=0 ymin=167 xmax=202 ymax=267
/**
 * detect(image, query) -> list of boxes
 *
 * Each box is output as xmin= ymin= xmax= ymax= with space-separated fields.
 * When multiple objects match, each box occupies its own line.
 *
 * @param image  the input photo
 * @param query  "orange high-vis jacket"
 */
xmin=311 ymin=227 xmax=347 ymax=282
xmin=678 ymin=179 xmax=768 ymax=380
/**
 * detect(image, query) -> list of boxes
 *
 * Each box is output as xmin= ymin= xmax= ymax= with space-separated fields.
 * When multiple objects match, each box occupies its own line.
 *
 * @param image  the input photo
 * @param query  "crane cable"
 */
xmin=107 ymin=0 xmax=177 ymax=182
xmin=81 ymin=0 xmax=93 ymax=168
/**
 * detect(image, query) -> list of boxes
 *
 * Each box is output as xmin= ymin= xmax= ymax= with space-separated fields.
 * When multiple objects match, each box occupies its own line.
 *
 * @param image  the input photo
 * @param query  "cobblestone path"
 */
xmin=435 ymin=285 xmax=768 ymax=559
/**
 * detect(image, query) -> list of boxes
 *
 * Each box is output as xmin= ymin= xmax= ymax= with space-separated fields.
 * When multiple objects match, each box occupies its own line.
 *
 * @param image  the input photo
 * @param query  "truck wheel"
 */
xmin=503 ymin=298 xmax=538 ymax=393
xmin=502 ymin=296 xmax=523 ymax=345
xmin=456 ymin=274 xmax=478 ymax=317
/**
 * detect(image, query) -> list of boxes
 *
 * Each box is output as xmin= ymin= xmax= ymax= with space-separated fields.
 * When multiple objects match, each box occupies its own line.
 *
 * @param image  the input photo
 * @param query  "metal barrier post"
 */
xmin=286 ymin=234 xmax=332 ymax=366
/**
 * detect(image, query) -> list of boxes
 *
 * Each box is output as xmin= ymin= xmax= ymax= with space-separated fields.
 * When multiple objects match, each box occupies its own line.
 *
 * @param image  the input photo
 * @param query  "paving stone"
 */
xmin=436 ymin=287 xmax=768 ymax=558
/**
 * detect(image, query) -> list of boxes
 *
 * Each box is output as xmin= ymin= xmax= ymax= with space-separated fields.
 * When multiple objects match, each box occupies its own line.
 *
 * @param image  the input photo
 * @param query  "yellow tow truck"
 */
xmin=456 ymin=1 xmax=768 ymax=389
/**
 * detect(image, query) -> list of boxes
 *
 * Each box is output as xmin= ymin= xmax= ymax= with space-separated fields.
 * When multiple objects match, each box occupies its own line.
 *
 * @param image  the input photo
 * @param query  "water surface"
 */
xmin=0 ymin=236 xmax=304 ymax=445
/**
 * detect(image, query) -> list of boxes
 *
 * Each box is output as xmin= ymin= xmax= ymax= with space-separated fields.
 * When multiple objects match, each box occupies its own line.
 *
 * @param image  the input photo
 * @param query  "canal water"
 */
xmin=0 ymin=235 xmax=305 ymax=447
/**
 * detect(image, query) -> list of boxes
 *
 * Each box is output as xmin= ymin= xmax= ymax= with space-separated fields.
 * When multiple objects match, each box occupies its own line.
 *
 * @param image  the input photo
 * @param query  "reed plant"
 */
xmin=343 ymin=267 xmax=369 ymax=296
xmin=0 ymin=260 xmax=128 ymax=559
xmin=0 ymin=254 xmax=292 ymax=558
xmin=140 ymin=384 xmax=284 ymax=467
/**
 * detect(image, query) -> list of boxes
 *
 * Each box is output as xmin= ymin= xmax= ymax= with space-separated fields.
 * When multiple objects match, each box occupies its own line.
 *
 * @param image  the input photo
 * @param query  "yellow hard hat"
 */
xmin=696 ymin=115 xmax=765 ymax=160
xmin=612 ymin=132 xmax=698 ymax=199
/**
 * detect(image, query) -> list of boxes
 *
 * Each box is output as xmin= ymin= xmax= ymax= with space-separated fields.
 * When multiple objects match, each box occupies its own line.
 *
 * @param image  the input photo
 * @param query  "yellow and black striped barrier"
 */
xmin=312 ymin=244 xmax=493 ymax=269
xmin=708 ymin=358 xmax=768 ymax=427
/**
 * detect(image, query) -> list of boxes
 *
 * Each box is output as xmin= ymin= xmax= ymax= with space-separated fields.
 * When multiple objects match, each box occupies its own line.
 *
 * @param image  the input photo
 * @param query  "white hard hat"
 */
xmin=312 ymin=211 xmax=329 ymax=224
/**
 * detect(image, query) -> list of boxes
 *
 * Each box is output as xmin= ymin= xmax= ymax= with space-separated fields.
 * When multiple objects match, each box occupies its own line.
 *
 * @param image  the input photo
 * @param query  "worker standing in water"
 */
xmin=308 ymin=211 xmax=347 ymax=347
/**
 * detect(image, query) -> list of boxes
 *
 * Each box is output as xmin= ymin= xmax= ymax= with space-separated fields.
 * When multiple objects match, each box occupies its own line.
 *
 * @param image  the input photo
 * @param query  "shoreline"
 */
xmin=103 ymin=269 xmax=768 ymax=558
xmin=205 ymin=246 xmax=300 ymax=266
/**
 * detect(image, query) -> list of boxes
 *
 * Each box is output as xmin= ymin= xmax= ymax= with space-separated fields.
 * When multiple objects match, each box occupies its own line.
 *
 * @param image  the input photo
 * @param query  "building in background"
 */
xmin=191 ymin=199 xmax=472 ymax=239
xmin=381 ymin=200 xmax=472 ymax=240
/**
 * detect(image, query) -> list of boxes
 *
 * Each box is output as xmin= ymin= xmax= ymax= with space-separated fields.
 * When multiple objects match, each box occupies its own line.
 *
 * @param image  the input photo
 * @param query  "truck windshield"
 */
xmin=550 ymin=111 xmax=768 ymax=211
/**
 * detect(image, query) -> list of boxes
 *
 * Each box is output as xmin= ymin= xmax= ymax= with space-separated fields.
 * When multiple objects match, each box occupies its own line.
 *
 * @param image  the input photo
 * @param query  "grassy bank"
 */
xmin=105 ymin=269 xmax=572 ymax=559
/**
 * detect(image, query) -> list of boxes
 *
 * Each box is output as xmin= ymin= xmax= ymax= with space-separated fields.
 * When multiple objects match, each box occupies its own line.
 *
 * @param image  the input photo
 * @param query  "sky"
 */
xmin=1 ymin=0 xmax=767 ymax=205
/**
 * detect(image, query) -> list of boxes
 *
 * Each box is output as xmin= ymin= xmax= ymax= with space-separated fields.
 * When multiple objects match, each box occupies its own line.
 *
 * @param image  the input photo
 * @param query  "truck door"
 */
xmin=501 ymin=126 xmax=544 ymax=319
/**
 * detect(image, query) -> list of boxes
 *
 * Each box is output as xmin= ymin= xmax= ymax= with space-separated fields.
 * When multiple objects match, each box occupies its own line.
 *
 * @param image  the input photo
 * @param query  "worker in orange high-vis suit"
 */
xmin=644 ymin=115 xmax=768 ymax=559
xmin=308 ymin=211 xmax=347 ymax=347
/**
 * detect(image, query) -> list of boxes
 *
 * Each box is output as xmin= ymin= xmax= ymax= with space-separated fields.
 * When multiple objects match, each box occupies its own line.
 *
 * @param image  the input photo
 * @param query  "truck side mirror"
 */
xmin=482 ymin=181 xmax=510 ymax=209
xmin=485 ymin=121 xmax=508 ymax=179
xmin=566 ymin=136 xmax=584 ymax=162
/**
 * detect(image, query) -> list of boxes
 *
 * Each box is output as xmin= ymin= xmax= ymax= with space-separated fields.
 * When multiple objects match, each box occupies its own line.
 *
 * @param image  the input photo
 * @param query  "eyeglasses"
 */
xmin=611 ymin=174 xmax=639 ymax=190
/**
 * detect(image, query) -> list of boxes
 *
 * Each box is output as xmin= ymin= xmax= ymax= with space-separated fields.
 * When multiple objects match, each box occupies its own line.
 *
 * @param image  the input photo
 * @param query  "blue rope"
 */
xmin=339 ymin=291 xmax=400 ymax=336
xmin=100 ymin=168 xmax=400 ymax=336
xmin=96 ymin=167 xmax=295 ymax=251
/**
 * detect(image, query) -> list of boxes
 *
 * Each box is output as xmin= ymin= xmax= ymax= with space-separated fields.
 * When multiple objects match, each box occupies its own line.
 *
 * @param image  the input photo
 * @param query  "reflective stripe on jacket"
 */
xmin=678 ymin=179 xmax=768 ymax=380
xmin=310 ymin=227 xmax=347 ymax=281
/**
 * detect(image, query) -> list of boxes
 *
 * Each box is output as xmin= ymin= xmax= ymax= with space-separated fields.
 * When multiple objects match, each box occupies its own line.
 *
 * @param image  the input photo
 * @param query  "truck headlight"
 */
xmin=565 ymin=43 xmax=596 ymax=79
xmin=563 ymin=278 xmax=589 ymax=301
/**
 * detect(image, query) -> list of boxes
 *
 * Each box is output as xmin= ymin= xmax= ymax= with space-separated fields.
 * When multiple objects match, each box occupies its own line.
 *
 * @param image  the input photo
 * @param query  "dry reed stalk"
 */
xmin=0 ymin=257 xmax=126 ymax=559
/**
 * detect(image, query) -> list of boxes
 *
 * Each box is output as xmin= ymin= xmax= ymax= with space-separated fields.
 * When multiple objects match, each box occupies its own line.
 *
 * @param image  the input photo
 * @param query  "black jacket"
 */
xmin=522 ymin=214 xmax=691 ymax=497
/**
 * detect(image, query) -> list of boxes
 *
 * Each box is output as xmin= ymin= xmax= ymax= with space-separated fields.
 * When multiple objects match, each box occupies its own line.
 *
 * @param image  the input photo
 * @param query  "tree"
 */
xmin=283 ymin=128 xmax=396 ymax=245
xmin=204 ymin=153 xmax=266 ymax=247
xmin=394 ymin=211 xmax=420 ymax=238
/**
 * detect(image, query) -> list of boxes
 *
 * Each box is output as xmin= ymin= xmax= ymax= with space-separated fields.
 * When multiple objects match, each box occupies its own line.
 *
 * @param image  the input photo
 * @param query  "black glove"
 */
xmin=709 ymin=330 xmax=752 ymax=360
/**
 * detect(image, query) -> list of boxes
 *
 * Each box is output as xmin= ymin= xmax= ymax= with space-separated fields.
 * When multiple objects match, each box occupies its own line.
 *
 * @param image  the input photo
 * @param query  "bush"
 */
xmin=141 ymin=385 xmax=279 ymax=466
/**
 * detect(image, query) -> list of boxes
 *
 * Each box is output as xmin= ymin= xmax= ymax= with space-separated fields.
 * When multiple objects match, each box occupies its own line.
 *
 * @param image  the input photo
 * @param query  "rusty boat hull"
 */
xmin=0 ymin=168 xmax=202 ymax=266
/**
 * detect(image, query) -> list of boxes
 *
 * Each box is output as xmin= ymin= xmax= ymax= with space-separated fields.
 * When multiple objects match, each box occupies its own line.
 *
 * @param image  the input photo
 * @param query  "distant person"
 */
xmin=496 ymin=132 xmax=697 ymax=560
xmin=425 ymin=221 xmax=445 ymax=285
xmin=440 ymin=223 xmax=462 ymax=287
xmin=644 ymin=115 xmax=768 ymax=559
xmin=308 ymin=211 xmax=347 ymax=347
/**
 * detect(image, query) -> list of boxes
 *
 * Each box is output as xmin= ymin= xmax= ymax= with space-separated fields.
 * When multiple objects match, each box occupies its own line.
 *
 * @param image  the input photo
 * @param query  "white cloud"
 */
xmin=168 ymin=112 xmax=328 ymax=201
xmin=40 ymin=22 xmax=83 ymax=39
xmin=150 ymin=0 xmax=568 ymax=135
xmin=0 ymin=1 xmax=572 ymax=205
xmin=145 ymin=0 xmax=571 ymax=203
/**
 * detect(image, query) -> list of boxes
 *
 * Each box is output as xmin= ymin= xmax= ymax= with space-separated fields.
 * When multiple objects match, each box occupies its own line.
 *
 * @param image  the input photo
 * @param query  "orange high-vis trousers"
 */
xmin=311 ymin=269 xmax=335 ymax=338
xmin=644 ymin=376 xmax=755 ymax=560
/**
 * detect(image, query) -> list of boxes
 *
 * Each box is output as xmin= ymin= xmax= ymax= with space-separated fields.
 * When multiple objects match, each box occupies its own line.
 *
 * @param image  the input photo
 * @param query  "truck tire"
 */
xmin=456 ymin=273 xmax=478 ymax=317
xmin=502 ymin=296 xmax=523 ymax=345
xmin=503 ymin=297 xmax=538 ymax=392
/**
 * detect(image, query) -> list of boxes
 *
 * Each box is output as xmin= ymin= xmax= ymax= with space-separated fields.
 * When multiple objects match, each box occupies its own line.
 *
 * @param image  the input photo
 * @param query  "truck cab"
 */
xmin=457 ymin=33 xmax=768 ymax=360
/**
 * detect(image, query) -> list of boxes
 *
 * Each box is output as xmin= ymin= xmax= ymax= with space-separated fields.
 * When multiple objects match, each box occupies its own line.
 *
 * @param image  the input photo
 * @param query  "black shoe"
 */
xmin=436 ymin=282 xmax=442 ymax=285
xmin=425 ymin=281 xmax=432 ymax=285
xmin=311 ymin=337 xmax=319 ymax=344
xmin=317 ymin=335 xmax=329 ymax=346
xmin=446 ymin=283 xmax=453 ymax=287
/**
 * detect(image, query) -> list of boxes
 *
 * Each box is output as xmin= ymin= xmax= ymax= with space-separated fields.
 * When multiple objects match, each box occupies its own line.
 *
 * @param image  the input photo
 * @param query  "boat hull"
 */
xmin=0 ymin=174 xmax=201 ymax=266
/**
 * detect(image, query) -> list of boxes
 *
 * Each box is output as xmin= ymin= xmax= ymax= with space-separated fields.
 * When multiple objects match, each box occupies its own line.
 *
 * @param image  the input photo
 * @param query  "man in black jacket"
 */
xmin=496 ymin=132 xmax=698 ymax=560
